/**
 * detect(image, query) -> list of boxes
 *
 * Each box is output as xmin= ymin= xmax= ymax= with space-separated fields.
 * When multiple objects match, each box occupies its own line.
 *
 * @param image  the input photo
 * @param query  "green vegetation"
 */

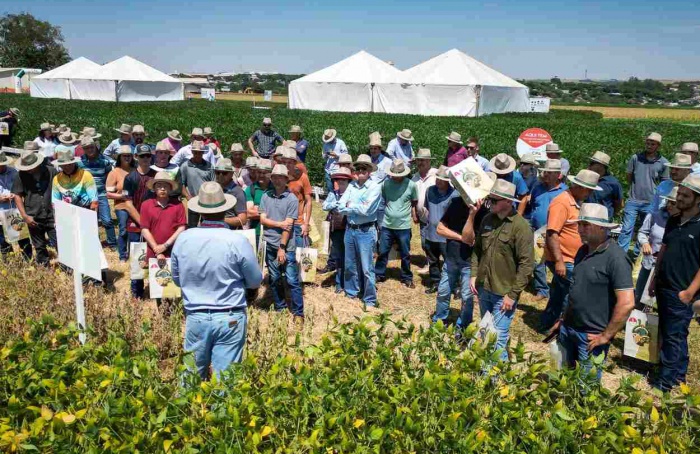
xmin=0 ymin=14 xmax=70 ymax=71
xmin=3 ymin=94 xmax=700 ymax=187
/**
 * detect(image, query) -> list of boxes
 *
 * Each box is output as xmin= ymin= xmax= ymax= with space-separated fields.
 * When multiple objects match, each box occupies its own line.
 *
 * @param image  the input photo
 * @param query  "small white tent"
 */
xmin=69 ymin=56 xmax=184 ymax=102
xmin=30 ymin=57 xmax=100 ymax=99
xmin=401 ymin=49 xmax=529 ymax=116
xmin=288 ymin=51 xmax=405 ymax=113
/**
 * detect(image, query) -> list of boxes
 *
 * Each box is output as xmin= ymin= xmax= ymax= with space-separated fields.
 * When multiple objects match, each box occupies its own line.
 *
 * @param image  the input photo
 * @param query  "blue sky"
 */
xmin=4 ymin=0 xmax=699 ymax=79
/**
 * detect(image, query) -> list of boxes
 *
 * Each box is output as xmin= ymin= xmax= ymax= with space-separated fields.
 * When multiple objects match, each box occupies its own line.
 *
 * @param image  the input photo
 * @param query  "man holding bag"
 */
xmin=0 ymin=150 xmax=31 ymax=259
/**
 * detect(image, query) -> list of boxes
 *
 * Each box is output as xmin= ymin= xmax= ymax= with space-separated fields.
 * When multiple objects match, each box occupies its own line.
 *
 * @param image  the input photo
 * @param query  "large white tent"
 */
xmin=30 ymin=57 xmax=100 ymax=99
xmin=288 ymin=51 xmax=405 ymax=113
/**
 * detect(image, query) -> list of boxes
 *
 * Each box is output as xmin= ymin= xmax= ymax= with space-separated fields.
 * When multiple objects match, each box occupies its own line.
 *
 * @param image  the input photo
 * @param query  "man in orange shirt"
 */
xmin=281 ymin=147 xmax=312 ymax=248
xmin=540 ymin=169 xmax=602 ymax=332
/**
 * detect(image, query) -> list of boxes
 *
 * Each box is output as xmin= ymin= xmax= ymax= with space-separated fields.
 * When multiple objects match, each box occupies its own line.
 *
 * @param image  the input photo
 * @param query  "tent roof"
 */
xmin=79 ymin=56 xmax=180 ymax=82
xmin=34 ymin=57 xmax=100 ymax=79
xmin=404 ymin=49 xmax=526 ymax=88
xmin=294 ymin=50 xmax=403 ymax=84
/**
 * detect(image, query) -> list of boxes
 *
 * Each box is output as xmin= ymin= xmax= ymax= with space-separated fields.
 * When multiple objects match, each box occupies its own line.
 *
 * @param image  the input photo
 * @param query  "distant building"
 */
xmin=0 ymin=67 xmax=42 ymax=92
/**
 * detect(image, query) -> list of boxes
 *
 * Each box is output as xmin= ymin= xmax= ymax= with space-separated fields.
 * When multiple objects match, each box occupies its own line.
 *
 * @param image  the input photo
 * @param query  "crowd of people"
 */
xmin=0 ymin=109 xmax=699 ymax=391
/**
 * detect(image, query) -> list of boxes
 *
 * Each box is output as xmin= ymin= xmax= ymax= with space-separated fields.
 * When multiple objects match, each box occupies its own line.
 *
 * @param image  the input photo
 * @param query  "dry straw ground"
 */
xmin=552 ymin=105 xmax=700 ymax=122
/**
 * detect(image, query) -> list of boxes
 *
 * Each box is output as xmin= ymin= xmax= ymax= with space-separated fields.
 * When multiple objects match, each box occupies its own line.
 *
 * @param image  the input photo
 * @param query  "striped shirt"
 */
xmin=250 ymin=130 xmax=284 ymax=158
xmin=79 ymin=154 xmax=113 ymax=196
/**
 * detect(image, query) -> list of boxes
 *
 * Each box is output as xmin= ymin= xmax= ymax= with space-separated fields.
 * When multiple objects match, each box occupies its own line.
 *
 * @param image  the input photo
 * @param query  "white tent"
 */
xmin=288 ymin=51 xmax=405 ymax=113
xmin=69 ymin=56 xmax=184 ymax=102
xmin=30 ymin=57 xmax=100 ymax=99
xmin=399 ymin=49 xmax=530 ymax=116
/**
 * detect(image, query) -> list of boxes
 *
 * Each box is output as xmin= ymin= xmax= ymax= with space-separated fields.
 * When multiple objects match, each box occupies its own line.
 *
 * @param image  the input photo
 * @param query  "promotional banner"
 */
xmin=623 ymin=310 xmax=660 ymax=364
xmin=148 ymin=258 xmax=181 ymax=299
xmin=516 ymin=128 xmax=552 ymax=160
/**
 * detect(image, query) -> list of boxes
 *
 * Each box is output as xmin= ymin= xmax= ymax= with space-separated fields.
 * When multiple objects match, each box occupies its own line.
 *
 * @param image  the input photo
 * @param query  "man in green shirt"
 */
xmin=375 ymin=159 xmax=419 ymax=288
xmin=244 ymin=158 xmax=272 ymax=242
xmin=470 ymin=179 xmax=534 ymax=361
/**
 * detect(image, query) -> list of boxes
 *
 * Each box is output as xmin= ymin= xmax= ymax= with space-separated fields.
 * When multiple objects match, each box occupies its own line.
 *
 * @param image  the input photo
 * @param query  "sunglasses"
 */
xmin=137 ymin=154 xmax=152 ymax=159
xmin=215 ymin=171 xmax=231 ymax=176
xmin=466 ymin=146 xmax=477 ymax=150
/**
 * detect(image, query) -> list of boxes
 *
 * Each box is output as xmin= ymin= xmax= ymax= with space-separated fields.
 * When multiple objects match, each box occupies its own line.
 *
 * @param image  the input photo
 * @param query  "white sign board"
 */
xmin=263 ymin=90 xmax=272 ymax=101
xmin=201 ymin=88 xmax=216 ymax=101
xmin=515 ymin=128 xmax=552 ymax=160
xmin=529 ymin=97 xmax=551 ymax=113
xmin=54 ymin=201 xmax=104 ymax=281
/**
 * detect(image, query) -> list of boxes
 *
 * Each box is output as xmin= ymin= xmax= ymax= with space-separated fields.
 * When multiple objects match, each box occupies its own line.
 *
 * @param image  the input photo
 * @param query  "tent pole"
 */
xmin=370 ymin=83 xmax=375 ymax=113
xmin=475 ymin=85 xmax=482 ymax=118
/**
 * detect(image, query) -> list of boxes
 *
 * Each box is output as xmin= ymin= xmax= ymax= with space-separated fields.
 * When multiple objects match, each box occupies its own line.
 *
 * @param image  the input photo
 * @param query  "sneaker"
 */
xmin=416 ymin=265 xmax=430 ymax=275
xmin=334 ymin=287 xmax=343 ymax=294
xmin=376 ymin=276 xmax=387 ymax=283
xmin=533 ymin=294 xmax=548 ymax=302
xmin=425 ymin=285 xmax=438 ymax=294
xmin=402 ymin=281 xmax=416 ymax=289
xmin=317 ymin=265 xmax=336 ymax=274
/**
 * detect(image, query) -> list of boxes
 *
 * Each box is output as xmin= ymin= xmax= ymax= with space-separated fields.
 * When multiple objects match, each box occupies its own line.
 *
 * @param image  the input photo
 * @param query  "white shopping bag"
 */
xmin=640 ymin=269 xmax=658 ymax=309
xmin=232 ymin=228 xmax=256 ymax=252
xmin=148 ymin=258 xmax=181 ymax=299
xmin=0 ymin=122 xmax=8 ymax=136
xmin=469 ymin=311 xmax=498 ymax=348
xmin=321 ymin=220 xmax=331 ymax=256
xmin=296 ymin=241 xmax=318 ymax=284
xmin=448 ymin=157 xmax=494 ymax=205
xmin=129 ymin=242 xmax=148 ymax=279
xmin=548 ymin=340 xmax=568 ymax=370
xmin=0 ymin=208 xmax=30 ymax=243
xmin=623 ymin=309 xmax=660 ymax=364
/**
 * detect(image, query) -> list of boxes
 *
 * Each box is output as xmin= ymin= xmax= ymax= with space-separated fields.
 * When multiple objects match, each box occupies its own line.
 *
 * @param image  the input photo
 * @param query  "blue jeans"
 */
xmin=478 ymin=288 xmax=517 ymax=362
xmin=375 ymin=227 xmax=412 ymax=283
xmin=559 ymin=324 xmax=609 ymax=381
xmin=265 ymin=245 xmax=304 ymax=316
xmin=540 ymin=261 xmax=575 ymax=331
xmin=293 ymin=223 xmax=304 ymax=249
xmin=115 ymin=209 xmax=130 ymax=261
xmin=432 ymin=259 xmax=473 ymax=329
xmin=97 ymin=195 xmax=117 ymax=247
xmin=184 ymin=309 xmax=247 ymax=380
xmin=324 ymin=172 xmax=333 ymax=194
xmin=657 ymin=287 xmax=694 ymax=391
xmin=128 ymin=231 xmax=145 ymax=299
xmin=618 ymin=199 xmax=652 ymax=257
xmin=533 ymin=261 xmax=549 ymax=297
xmin=344 ymin=226 xmax=377 ymax=305
xmin=330 ymin=229 xmax=345 ymax=290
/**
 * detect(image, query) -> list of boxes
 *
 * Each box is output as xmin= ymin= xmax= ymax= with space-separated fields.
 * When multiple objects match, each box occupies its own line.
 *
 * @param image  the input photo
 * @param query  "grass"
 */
xmin=553 ymin=105 xmax=700 ymax=122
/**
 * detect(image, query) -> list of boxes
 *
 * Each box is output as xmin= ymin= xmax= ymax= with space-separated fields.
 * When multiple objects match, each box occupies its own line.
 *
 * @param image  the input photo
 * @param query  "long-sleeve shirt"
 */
xmin=444 ymin=146 xmax=469 ymax=167
xmin=78 ymin=154 xmax=113 ymax=196
xmin=172 ymin=222 xmax=263 ymax=311
xmin=471 ymin=211 xmax=534 ymax=300
xmin=0 ymin=167 xmax=18 ymax=210
xmin=322 ymin=138 xmax=348 ymax=174
xmin=411 ymin=168 xmax=437 ymax=223
xmin=322 ymin=189 xmax=347 ymax=231
xmin=637 ymin=212 xmax=666 ymax=270
xmin=33 ymin=137 xmax=57 ymax=159
xmin=386 ymin=138 xmax=413 ymax=163
xmin=171 ymin=144 xmax=218 ymax=167
xmin=370 ymin=154 xmax=392 ymax=185
xmin=103 ymin=138 xmax=135 ymax=160
xmin=336 ymin=180 xmax=382 ymax=225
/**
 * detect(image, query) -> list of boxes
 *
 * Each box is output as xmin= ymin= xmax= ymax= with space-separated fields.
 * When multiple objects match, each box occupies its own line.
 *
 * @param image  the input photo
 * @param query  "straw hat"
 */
xmin=79 ymin=127 xmax=101 ymax=140
xmin=117 ymin=145 xmax=133 ymax=156
xmin=203 ymin=127 xmax=214 ymax=137
xmin=681 ymin=142 xmax=698 ymax=154
xmin=245 ymin=156 xmax=259 ymax=169
xmin=520 ymin=153 xmax=538 ymax=166
xmin=58 ymin=131 xmax=78 ymax=145
xmin=147 ymin=171 xmax=179 ymax=191
xmin=23 ymin=141 xmax=40 ymax=153
xmin=0 ymin=151 xmax=14 ymax=166
xmin=576 ymin=203 xmax=618 ymax=228
xmin=545 ymin=143 xmax=562 ymax=154
xmin=273 ymin=145 xmax=286 ymax=157
xmin=661 ymin=186 xmax=678 ymax=202
xmin=8 ymin=108 xmax=20 ymax=117
xmin=230 ymin=143 xmax=245 ymax=153
xmin=283 ymin=140 xmax=297 ymax=148
xmin=397 ymin=129 xmax=414 ymax=142
xmin=681 ymin=174 xmax=700 ymax=195
xmin=39 ymin=122 xmax=52 ymax=132
xmin=368 ymin=132 xmax=383 ymax=149
xmin=332 ymin=167 xmax=353 ymax=180
xmin=665 ymin=153 xmax=693 ymax=169
xmin=80 ymin=136 xmax=96 ymax=149
xmin=337 ymin=153 xmax=353 ymax=165
xmin=57 ymin=124 xmax=69 ymax=134
xmin=191 ymin=141 xmax=205 ymax=153
xmin=15 ymin=151 xmax=44 ymax=171
xmin=190 ymin=127 xmax=204 ymax=137
xmin=214 ymin=158 xmax=235 ymax=172
xmin=132 ymin=125 xmax=146 ymax=136
xmin=188 ymin=181 xmax=236 ymax=214
xmin=446 ymin=131 xmax=462 ymax=144
xmin=589 ymin=151 xmax=611 ymax=167
xmin=262 ymin=117 xmax=272 ymax=125
xmin=271 ymin=164 xmax=289 ymax=179
xmin=435 ymin=165 xmax=450 ymax=182
xmin=115 ymin=124 xmax=132 ymax=135
xmin=281 ymin=147 xmax=300 ymax=162
xmin=52 ymin=149 xmax=81 ymax=167
xmin=167 ymin=130 xmax=182 ymax=141
xmin=387 ymin=159 xmax=411 ymax=178
xmin=489 ymin=179 xmax=520 ymax=203
xmin=414 ymin=148 xmax=433 ymax=160
xmin=322 ymin=129 xmax=337 ymax=143
xmin=567 ymin=169 xmax=603 ymax=191
xmin=288 ymin=125 xmax=303 ymax=134
xmin=489 ymin=153 xmax=516 ymax=175
xmin=647 ymin=132 xmax=662 ymax=143
xmin=541 ymin=159 xmax=562 ymax=173
xmin=485 ymin=172 xmax=497 ymax=182
xmin=354 ymin=154 xmax=377 ymax=171
xmin=257 ymin=159 xmax=273 ymax=172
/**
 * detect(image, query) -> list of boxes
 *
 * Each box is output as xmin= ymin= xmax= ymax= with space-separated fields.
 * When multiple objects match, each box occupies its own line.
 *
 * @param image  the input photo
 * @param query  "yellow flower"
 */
xmin=353 ymin=419 xmax=365 ymax=429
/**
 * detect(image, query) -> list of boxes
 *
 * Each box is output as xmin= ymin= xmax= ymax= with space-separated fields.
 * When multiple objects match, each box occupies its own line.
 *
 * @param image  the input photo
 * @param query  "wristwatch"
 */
xmin=280 ymin=243 xmax=287 ymax=251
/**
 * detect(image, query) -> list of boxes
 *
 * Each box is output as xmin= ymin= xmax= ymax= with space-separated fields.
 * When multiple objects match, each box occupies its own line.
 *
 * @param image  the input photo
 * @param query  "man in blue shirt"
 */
xmin=386 ymin=129 xmax=414 ymax=164
xmin=490 ymin=153 xmax=528 ymax=205
xmin=337 ymin=154 xmax=382 ymax=306
xmin=681 ymin=142 xmax=700 ymax=175
xmin=465 ymin=136 xmax=490 ymax=172
xmin=515 ymin=153 xmax=539 ymax=194
xmin=650 ymin=153 xmax=692 ymax=222
xmin=172 ymin=181 xmax=262 ymax=380
xmin=103 ymin=124 xmax=135 ymax=161
xmin=248 ymin=118 xmax=284 ymax=159
xmin=78 ymin=136 xmax=117 ymax=249
xmin=586 ymin=151 xmax=623 ymax=221
xmin=322 ymin=129 xmax=348 ymax=194
xmin=288 ymin=125 xmax=309 ymax=163
xmin=524 ymin=159 xmax=567 ymax=301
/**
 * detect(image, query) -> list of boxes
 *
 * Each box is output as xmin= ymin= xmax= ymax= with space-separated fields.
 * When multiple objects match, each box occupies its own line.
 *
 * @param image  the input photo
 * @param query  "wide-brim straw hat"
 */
xmin=39 ymin=122 xmax=52 ymax=132
xmin=489 ymin=179 xmax=520 ymax=203
xmin=520 ymin=153 xmax=538 ymax=166
xmin=681 ymin=142 xmax=699 ymax=153
xmin=271 ymin=164 xmax=290 ymax=179
xmin=281 ymin=147 xmax=300 ymax=162
xmin=230 ymin=143 xmax=245 ymax=153
xmin=647 ymin=132 xmax=662 ymax=143
xmin=681 ymin=174 xmax=700 ymax=196
xmin=80 ymin=127 xmax=102 ymax=140
xmin=665 ymin=153 xmax=693 ymax=169
xmin=132 ymin=125 xmax=146 ymax=136
xmin=337 ymin=154 xmax=353 ymax=165
xmin=660 ymin=186 xmax=679 ymax=202
xmin=58 ymin=132 xmax=79 ymax=145
xmin=589 ymin=151 xmax=610 ymax=166
xmin=489 ymin=153 xmax=516 ymax=175
xmin=190 ymin=141 xmax=206 ymax=153
xmin=545 ymin=143 xmax=562 ymax=154
xmin=203 ymin=127 xmax=214 ymax=136
xmin=190 ymin=127 xmax=204 ymax=137
xmin=214 ymin=158 xmax=235 ymax=172
xmin=23 ymin=141 xmax=40 ymax=153
xmin=414 ymin=148 xmax=433 ymax=160
xmin=322 ymin=129 xmax=337 ymax=143
xmin=397 ymin=129 xmax=414 ymax=142
xmin=15 ymin=151 xmax=44 ymax=171
xmin=51 ymin=149 xmax=81 ymax=167
xmin=446 ymin=131 xmax=462 ymax=144
xmin=567 ymin=169 xmax=603 ymax=191
xmin=541 ymin=159 xmax=562 ymax=173
xmin=289 ymin=125 xmax=303 ymax=134
xmin=576 ymin=203 xmax=619 ymax=228
xmin=332 ymin=167 xmax=353 ymax=180
xmin=368 ymin=132 xmax=383 ymax=149
xmin=167 ymin=130 xmax=182 ymax=141
xmin=354 ymin=154 xmax=377 ymax=171
xmin=245 ymin=156 xmax=259 ymax=169
xmin=435 ymin=165 xmax=450 ymax=182
xmin=147 ymin=171 xmax=180 ymax=191
xmin=283 ymin=140 xmax=297 ymax=149
xmin=115 ymin=124 xmax=133 ymax=135
xmin=117 ymin=144 xmax=134 ymax=156
xmin=8 ymin=108 xmax=20 ymax=117
xmin=387 ymin=159 xmax=411 ymax=177
xmin=0 ymin=151 xmax=14 ymax=166
xmin=257 ymin=159 xmax=273 ymax=172
xmin=188 ymin=181 xmax=236 ymax=214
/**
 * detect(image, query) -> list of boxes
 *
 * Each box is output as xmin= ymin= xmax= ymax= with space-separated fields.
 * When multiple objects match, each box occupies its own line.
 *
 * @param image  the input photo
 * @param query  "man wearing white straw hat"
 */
xmin=214 ymin=159 xmax=249 ymax=230
xmin=470 ymin=179 xmax=534 ymax=361
xmin=321 ymin=129 xmax=348 ymax=194
xmin=649 ymin=174 xmax=700 ymax=391
xmin=151 ymin=142 xmax=181 ymax=198
xmin=444 ymin=132 xmax=468 ymax=167
xmin=490 ymin=153 xmax=528 ymax=206
xmin=368 ymin=132 xmax=391 ymax=185
xmin=33 ymin=122 xmax=57 ymax=159
xmin=288 ymin=125 xmax=309 ymax=163
xmin=229 ymin=143 xmax=252 ymax=189
xmin=648 ymin=153 xmax=692 ymax=224
xmin=244 ymin=158 xmax=272 ymax=243
xmin=260 ymin=164 xmax=305 ymax=320
xmin=157 ymin=130 xmax=183 ymax=156
xmin=680 ymin=142 xmax=700 ymax=175
xmin=104 ymin=124 xmax=135 ymax=161
xmin=248 ymin=118 xmax=284 ymax=159
xmin=141 ymin=172 xmax=186 ymax=267
xmin=586 ymin=151 xmax=623 ymax=221
xmin=386 ymin=129 xmax=414 ymax=164
xmin=618 ymin=132 xmax=669 ymax=259
xmin=172 ymin=128 xmax=218 ymax=167
xmin=544 ymin=143 xmax=569 ymax=177
xmin=180 ymin=141 xmax=215 ymax=228
xmin=515 ymin=153 xmax=539 ymax=194
xmin=551 ymin=203 xmax=634 ymax=382
xmin=422 ymin=165 xmax=457 ymax=294
xmin=51 ymin=148 xmax=98 ymax=210
xmin=540 ymin=169 xmax=603 ymax=332
xmin=172 ymin=181 xmax=262 ymax=380
xmin=411 ymin=148 xmax=438 ymax=276
xmin=78 ymin=136 xmax=117 ymax=250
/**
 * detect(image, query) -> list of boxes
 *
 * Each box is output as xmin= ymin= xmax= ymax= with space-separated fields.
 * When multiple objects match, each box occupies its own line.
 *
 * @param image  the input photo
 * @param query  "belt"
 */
xmin=186 ymin=306 xmax=246 ymax=315
xmin=348 ymin=222 xmax=375 ymax=229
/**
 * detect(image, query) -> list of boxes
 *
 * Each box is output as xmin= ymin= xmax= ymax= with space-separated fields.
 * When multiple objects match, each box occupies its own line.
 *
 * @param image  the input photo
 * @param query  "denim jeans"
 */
xmin=330 ymin=229 xmax=345 ymax=290
xmin=478 ymin=288 xmax=517 ymax=362
xmin=432 ymin=259 xmax=473 ymax=329
xmin=532 ymin=260 xmax=549 ymax=297
xmin=97 ymin=195 xmax=117 ymax=247
xmin=293 ymin=223 xmax=304 ymax=249
xmin=184 ymin=309 xmax=247 ymax=380
xmin=559 ymin=324 xmax=609 ymax=381
xmin=115 ymin=209 xmax=130 ymax=261
xmin=375 ymin=227 xmax=412 ymax=283
xmin=324 ymin=172 xmax=333 ymax=195
xmin=344 ymin=226 xmax=377 ymax=305
xmin=421 ymin=233 xmax=447 ymax=287
xmin=265 ymin=245 xmax=304 ymax=316
xmin=540 ymin=261 xmax=575 ymax=331
xmin=657 ymin=287 xmax=694 ymax=391
xmin=128 ymin=231 xmax=145 ymax=299
xmin=618 ymin=199 xmax=652 ymax=257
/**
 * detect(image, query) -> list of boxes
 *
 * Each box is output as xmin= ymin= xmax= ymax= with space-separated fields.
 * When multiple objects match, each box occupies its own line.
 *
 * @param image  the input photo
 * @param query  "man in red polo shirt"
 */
xmin=140 ymin=172 xmax=187 ymax=264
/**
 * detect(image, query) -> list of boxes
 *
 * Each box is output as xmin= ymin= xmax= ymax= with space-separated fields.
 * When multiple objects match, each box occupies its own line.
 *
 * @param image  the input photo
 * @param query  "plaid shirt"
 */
xmin=250 ymin=129 xmax=283 ymax=158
